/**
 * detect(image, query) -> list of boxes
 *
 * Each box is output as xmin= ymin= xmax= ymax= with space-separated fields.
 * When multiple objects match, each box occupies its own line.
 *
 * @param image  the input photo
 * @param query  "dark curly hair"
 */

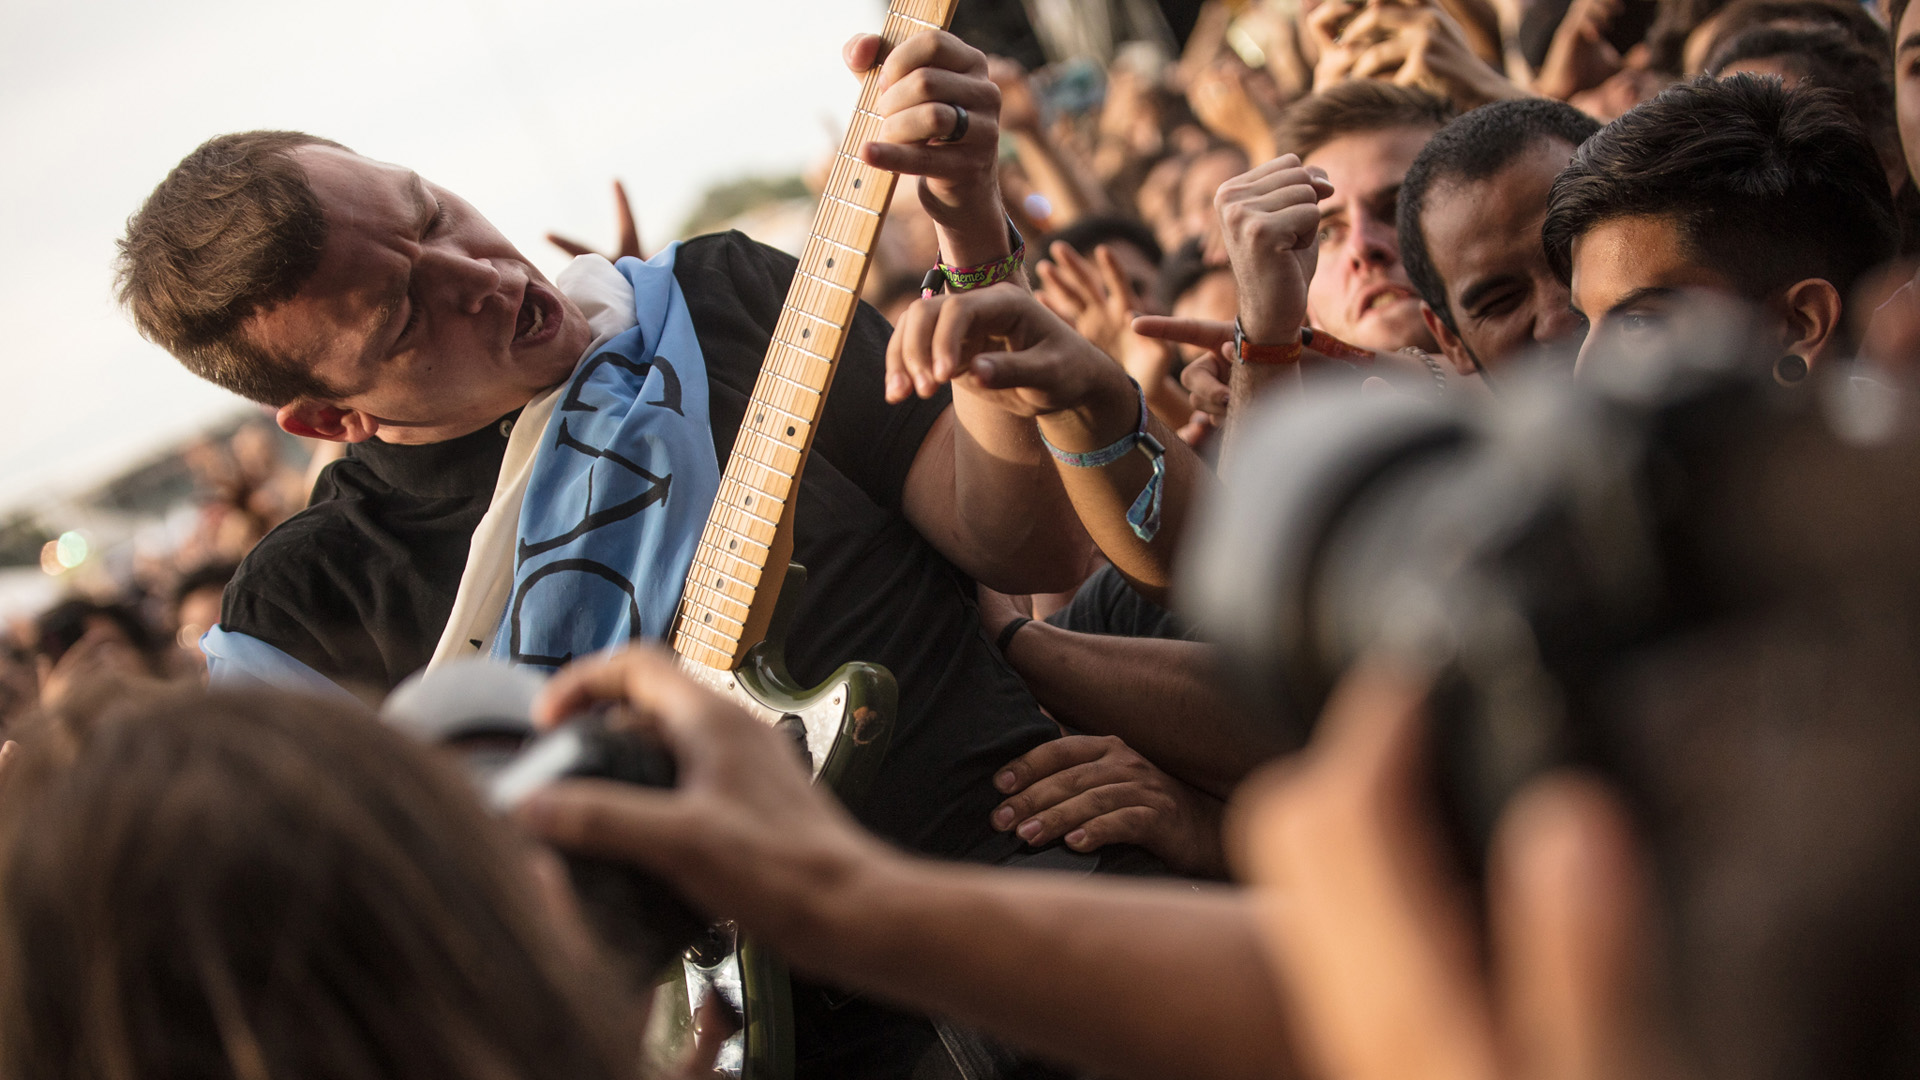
xmin=1542 ymin=75 xmax=1897 ymax=304
xmin=1398 ymin=99 xmax=1600 ymax=335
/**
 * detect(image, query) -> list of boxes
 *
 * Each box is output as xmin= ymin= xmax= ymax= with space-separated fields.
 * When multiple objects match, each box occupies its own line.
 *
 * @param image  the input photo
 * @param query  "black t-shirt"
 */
xmin=226 ymin=232 xmax=1053 ymax=862
xmin=1044 ymin=564 xmax=1194 ymax=641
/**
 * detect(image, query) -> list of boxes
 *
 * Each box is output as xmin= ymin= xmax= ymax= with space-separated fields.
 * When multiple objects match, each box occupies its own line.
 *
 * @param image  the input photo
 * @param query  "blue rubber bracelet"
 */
xmin=1039 ymin=379 xmax=1167 ymax=542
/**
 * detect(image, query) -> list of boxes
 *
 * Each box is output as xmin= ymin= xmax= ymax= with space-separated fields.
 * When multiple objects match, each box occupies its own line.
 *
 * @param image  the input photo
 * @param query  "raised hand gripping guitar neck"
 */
xmin=662 ymin=1 xmax=959 ymax=1074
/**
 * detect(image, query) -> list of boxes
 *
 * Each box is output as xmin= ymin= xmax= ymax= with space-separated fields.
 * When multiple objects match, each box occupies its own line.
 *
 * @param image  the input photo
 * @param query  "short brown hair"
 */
xmin=1272 ymin=82 xmax=1456 ymax=163
xmin=0 ymin=686 xmax=636 ymax=1080
xmin=116 ymin=131 xmax=348 ymax=406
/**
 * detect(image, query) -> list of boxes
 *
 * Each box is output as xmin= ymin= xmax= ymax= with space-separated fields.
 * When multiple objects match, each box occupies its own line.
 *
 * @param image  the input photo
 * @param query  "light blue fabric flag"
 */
xmin=490 ymin=246 xmax=720 ymax=672
xmin=208 ymin=245 xmax=720 ymax=695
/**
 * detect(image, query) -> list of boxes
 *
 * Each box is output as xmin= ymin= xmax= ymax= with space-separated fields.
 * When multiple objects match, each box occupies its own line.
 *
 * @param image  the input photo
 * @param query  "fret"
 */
xmin=776 ymin=303 xmax=850 ymax=353
xmin=688 ymin=555 xmax=757 ymax=596
xmin=814 ymin=192 xmax=884 ymax=250
xmin=739 ymin=395 xmax=814 ymax=443
xmin=724 ymin=456 xmax=799 ymax=504
xmin=683 ymin=603 xmax=748 ymax=644
xmin=672 ymin=632 xmax=734 ymax=670
xmin=736 ymin=427 xmax=807 ymax=475
xmin=737 ymin=405 xmax=814 ymax=451
xmin=683 ymin=584 xmax=749 ymax=629
xmin=770 ymin=339 xmax=835 ymax=374
xmin=821 ymin=154 xmax=891 ymax=215
xmin=677 ymin=615 xmax=741 ymax=654
xmin=699 ymin=574 xmax=758 ymax=609
xmin=734 ymin=426 xmax=805 ymax=475
xmin=710 ymin=505 xmax=779 ymax=549
xmin=824 ymin=171 xmax=891 ymax=216
xmin=696 ymin=534 xmax=769 ymax=579
xmin=721 ymin=471 xmax=785 ymax=511
xmin=695 ymin=545 xmax=768 ymax=595
xmin=711 ymin=496 xmax=780 ymax=536
xmin=812 ymin=232 xmax=866 ymax=258
xmin=788 ymin=273 xmax=859 ymax=328
xmin=821 ymin=191 xmax=879 ymax=219
xmin=795 ymin=267 xmax=855 ymax=297
xmin=796 ymin=248 xmax=866 ymax=293
xmin=897 ymin=0 xmax=953 ymax=23
xmin=742 ymin=373 xmax=821 ymax=418
xmin=741 ymin=393 xmax=813 ymax=430
xmin=889 ymin=10 xmax=943 ymax=32
xmin=771 ymin=317 xmax=843 ymax=361
xmin=718 ymin=480 xmax=781 ymax=528
xmin=843 ymin=111 xmax=883 ymax=152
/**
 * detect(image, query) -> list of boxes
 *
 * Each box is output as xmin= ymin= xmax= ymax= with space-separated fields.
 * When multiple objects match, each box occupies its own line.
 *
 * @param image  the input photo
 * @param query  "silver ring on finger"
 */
xmin=933 ymin=103 xmax=969 ymax=144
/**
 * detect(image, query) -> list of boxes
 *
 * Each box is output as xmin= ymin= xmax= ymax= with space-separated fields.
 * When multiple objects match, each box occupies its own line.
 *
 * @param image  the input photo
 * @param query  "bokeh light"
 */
xmin=55 ymin=531 xmax=88 ymax=569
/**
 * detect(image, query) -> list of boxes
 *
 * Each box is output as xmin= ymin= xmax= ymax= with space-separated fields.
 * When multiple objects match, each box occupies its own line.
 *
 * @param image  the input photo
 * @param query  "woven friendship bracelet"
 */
xmin=938 ymin=242 xmax=1027 ymax=291
xmin=921 ymin=217 xmax=1028 ymax=297
xmin=1038 ymin=378 xmax=1167 ymax=543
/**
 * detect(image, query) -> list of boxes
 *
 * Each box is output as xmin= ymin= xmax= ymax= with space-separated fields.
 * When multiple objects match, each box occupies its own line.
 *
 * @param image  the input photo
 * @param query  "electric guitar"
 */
xmin=660 ymin=0 xmax=962 ymax=1074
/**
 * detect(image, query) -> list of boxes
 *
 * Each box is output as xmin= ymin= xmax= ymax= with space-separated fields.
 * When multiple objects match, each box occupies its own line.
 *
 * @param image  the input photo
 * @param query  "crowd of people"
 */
xmin=8 ymin=0 xmax=1920 ymax=1076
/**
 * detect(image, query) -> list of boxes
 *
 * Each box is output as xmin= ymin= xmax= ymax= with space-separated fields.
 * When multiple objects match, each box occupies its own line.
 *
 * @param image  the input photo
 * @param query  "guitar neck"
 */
xmin=672 ymin=0 xmax=961 ymax=670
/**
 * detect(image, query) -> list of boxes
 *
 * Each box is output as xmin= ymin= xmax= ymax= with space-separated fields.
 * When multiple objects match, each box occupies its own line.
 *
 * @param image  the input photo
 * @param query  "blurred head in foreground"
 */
xmin=0 ymin=686 xmax=637 ymax=1080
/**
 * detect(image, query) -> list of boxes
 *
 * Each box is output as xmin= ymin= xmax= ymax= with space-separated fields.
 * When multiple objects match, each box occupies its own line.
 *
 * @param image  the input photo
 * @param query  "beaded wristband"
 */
xmin=1038 ymin=378 xmax=1167 ymax=542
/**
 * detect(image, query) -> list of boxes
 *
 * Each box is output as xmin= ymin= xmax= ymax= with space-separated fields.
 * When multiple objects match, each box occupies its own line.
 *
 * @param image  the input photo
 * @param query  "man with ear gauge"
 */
xmin=1543 ymin=75 xmax=1897 ymax=383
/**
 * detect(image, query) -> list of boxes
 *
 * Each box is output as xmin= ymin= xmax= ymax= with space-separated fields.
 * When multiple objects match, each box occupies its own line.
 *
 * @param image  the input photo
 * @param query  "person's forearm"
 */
xmin=793 ymin=857 xmax=1295 ymax=1080
xmin=928 ymin=176 xmax=1016 ymax=270
xmin=1222 ymin=362 xmax=1299 ymax=472
xmin=945 ymin=395 xmax=1097 ymax=595
xmin=1036 ymin=380 xmax=1216 ymax=602
xmin=1007 ymin=623 xmax=1284 ymax=797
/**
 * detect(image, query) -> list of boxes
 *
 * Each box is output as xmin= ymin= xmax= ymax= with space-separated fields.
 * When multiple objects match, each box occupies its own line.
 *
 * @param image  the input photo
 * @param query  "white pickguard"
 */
xmin=673 ymin=655 xmax=850 ymax=784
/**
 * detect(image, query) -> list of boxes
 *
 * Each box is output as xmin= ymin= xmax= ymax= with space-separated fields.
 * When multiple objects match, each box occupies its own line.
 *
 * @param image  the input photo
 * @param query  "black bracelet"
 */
xmin=995 ymin=615 xmax=1032 ymax=655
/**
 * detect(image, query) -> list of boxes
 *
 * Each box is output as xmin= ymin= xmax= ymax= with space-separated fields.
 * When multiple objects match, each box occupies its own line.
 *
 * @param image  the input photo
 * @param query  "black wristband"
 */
xmin=995 ymin=615 xmax=1033 ymax=655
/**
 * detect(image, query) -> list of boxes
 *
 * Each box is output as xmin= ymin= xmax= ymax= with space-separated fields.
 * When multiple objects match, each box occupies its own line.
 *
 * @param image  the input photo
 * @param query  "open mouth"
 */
xmin=513 ymin=283 xmax=558 ymax=347
xmin=1358 ymin=286 xmax=1414 ymax=316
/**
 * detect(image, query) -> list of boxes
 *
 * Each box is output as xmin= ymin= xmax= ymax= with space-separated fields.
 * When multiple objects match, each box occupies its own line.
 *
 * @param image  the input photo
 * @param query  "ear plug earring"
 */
xmin=1775 ymin=354 xmax=1808 ymax=385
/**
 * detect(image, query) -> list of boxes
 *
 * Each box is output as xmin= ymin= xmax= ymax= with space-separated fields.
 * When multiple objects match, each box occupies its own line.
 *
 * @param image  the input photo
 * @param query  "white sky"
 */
xmin=0 ymin=0 xmax=884 ymax=517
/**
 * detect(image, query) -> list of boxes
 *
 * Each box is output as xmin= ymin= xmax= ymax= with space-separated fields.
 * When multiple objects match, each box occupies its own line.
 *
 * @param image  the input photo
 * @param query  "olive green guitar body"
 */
xmin=668 ymin=564 xmax=896 ymax=1079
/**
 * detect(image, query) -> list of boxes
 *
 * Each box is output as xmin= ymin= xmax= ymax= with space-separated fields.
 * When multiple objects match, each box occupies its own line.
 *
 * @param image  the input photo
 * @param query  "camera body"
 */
xmin=1182 ymin=326 xmax=1911 ymax=865
xmin=385 ymin=660 xmax=704 ymax=983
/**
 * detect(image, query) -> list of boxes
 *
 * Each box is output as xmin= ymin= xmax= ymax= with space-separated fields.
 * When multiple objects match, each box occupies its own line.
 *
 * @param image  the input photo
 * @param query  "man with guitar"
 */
xmin=117 ymin=23 xmax=1205 ymax=1078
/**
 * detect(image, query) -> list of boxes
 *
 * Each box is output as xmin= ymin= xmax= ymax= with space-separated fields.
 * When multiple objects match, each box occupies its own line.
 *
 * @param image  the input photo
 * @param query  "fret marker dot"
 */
xmin=826 ymin=258 xmax=835 ymax=269
xmin=703 ymin=612 xmax=711 ymax=623
xmin=744 ymin=495 xmax=753 ymax=506
xmin=802 ymin=328 xmax=810 ymax=338
xmin=755 ymin=412 xmax=764 ymax=424
xmin=730 ymin=540 xmax=737 ymax=550
xmin=853 ymin=178 xmax=862 ymax=189
xmin=786 ymin=425 xmax=796 ymax=437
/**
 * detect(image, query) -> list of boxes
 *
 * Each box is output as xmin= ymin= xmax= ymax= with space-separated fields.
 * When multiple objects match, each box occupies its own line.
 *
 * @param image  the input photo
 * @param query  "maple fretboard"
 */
xmin=671 ymin=0 xmax=962 ymax=670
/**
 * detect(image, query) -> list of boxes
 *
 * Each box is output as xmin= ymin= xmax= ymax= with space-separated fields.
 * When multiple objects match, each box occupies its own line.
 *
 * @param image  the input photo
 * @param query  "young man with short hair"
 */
xmin=1238 ymin=81 xmax=1457 ymax=357
xmin=1398 ymin=98 xmax=1600 ymax=380
xmin=1544 ymin=75 xmax=1897 ymax=381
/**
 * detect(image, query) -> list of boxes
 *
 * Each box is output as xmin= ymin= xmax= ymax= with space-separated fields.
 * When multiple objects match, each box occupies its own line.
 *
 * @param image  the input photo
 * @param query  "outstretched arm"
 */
xmin=519 ymin=647 xmax=1295 ymax=1080
xmin=894 ymin=285 xmax=1217 ymax=601
xmin=994 ymin=617 xmax=1286 ymax=798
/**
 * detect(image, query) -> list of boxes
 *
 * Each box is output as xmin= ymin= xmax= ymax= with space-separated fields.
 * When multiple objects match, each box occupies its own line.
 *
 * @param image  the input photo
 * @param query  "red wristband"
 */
xmin=1233 ymin=317 xmax=1304 ymax=365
